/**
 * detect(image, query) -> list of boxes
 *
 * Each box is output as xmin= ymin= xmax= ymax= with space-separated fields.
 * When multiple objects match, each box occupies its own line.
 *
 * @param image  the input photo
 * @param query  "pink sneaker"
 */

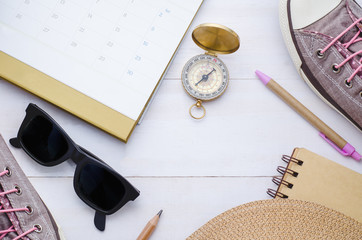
xmin=280 ymin=0 xmax=362 ymax=131
xmin=0 ymin=134 xmax=65 ymax=240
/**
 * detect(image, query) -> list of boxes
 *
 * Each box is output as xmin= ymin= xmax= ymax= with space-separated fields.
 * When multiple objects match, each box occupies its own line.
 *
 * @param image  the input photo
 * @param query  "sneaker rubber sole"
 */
xmin=279 ymin=0 xmax=362 ymax=132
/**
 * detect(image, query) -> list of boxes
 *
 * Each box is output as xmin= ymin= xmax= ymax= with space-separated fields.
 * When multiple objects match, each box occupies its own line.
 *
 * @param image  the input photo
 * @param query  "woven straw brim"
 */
xmin=187 ymin=199 xmax=362 ymax=240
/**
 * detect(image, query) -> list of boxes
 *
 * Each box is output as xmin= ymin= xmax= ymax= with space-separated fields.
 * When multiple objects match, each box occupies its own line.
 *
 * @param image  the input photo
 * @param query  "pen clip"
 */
xmin=319 ymin=132 xmax=348 ymax=155
xmin=319 ymin=132 xmax=361 ymax=161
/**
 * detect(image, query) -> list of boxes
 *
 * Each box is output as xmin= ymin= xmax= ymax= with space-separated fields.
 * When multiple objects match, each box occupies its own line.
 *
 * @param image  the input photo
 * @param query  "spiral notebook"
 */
xmin=267 ymin=148 xmax=362 ymax=222
xmin=0 ymin=0 xmax=203 ymax=142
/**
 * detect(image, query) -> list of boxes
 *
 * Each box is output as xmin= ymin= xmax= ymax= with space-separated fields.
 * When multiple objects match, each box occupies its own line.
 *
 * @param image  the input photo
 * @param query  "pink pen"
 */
xmin=255 ymin=70 xmax=361 ymax=161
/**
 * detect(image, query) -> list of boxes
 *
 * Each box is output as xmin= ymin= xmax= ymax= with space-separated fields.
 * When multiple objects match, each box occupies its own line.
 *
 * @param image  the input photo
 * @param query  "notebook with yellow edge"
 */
xmin=0 ymin=0 xmax=203 ymax=142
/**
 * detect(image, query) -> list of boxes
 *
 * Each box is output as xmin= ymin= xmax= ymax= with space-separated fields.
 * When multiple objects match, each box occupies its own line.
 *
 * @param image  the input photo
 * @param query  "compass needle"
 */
xmin=181 ymin=23 xmax=239 ymax=119
xmin=195 ymin=68 xmax=216 ymax=86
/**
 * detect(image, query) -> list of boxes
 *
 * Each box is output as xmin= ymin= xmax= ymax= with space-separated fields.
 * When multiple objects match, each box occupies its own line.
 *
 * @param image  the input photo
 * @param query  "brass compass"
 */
xmin=181 ymin=23 xmax=240 ymax=119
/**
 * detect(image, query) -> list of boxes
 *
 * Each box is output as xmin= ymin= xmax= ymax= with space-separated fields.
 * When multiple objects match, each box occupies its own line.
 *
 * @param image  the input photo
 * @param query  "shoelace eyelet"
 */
xmin=316 ymin=49 xmax=325 ymax=59
xmin=34 ymin=224 xmax=42 ymax=233
xmin=14 ymin=185 xmax=22 ymax=195
xmin=332 ymin=64 xmax=341 ymax=74
xmin=344 ymin=79 xmax=353 ymax=88
xmin=4 ymin=167 xmax=11 ymax=177
xmin=359 ymin=91 xmax=362 ymax=99
xmin=25 ymin=205 xmax=33 ymax=215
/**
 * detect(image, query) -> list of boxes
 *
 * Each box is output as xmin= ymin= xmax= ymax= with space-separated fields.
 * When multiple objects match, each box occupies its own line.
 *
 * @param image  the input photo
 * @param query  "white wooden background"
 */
xmin=1 ymin=0 xmax=361 ymax=239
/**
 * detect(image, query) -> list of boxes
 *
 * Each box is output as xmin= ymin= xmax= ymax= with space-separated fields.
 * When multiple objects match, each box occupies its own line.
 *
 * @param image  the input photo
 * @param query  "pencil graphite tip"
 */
xmin=157 ymin=210 xmax=163 ymax=217
xmin=255 ymin=70 xmax=272 ymax=85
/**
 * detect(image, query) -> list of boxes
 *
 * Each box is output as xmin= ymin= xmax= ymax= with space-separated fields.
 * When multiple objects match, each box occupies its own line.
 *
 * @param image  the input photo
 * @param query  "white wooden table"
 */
xmin=1 ymin=0 xmax=361 ymax=239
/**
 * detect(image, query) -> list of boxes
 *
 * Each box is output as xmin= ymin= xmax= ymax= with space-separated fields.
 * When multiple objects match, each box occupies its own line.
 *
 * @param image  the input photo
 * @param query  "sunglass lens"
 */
xmin=21 ymin=116 xmax=68 ymax=163
xmin=78 ymin=163 xmax=126 ymax=211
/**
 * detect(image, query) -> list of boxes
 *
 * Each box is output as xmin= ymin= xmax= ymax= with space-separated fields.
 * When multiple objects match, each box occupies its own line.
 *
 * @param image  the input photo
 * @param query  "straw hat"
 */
xmin=187 ymin=199 xmax=362 ymax=239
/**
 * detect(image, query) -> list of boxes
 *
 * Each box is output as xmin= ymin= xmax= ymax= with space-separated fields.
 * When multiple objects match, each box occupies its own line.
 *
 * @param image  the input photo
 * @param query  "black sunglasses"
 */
xmin=10 ymin=103 xmax=140 ymax=231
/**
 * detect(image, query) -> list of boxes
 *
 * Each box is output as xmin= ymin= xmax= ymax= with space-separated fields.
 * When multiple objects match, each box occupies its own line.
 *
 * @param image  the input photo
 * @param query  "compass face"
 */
xmin=181 ymin=54 xmax=229 ymax=101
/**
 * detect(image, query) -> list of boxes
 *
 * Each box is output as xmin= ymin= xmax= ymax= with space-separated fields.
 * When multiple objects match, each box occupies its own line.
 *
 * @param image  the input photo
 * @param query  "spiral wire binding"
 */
xmin=282 ymin=155 xmax=304 ymax=165
xmin=272 ymin=176 xmax=293 ymax=188
xmin=267 ymin=189 xmax=288 ymax=198
xmin=277 ymin=166 xmax=299 ymax=177
xmin=267 ymin=155 xmax=303 ymax=199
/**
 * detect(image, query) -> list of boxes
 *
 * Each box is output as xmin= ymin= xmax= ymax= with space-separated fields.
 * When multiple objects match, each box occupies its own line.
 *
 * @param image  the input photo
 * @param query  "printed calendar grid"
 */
xmin=0 ymin=0 xmax=202 ymax=120
xmin=1 ymin=0 xmax=187 ymax=92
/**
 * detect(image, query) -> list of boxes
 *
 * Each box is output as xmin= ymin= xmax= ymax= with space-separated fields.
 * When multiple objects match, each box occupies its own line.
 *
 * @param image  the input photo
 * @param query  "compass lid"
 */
xmin=192 ymin=23 xmax=240 ymax=55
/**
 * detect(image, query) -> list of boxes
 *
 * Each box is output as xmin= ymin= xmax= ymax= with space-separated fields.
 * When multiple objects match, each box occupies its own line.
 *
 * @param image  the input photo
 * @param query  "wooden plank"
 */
xmin=166 ymin=0 xmax=298 ymax=80
xmin=30 ymin=177 xmax=275 ymax=240
xmin=0 ymin=1 xmax=361 ymax=240
xmin=1 ymin=78 xmax=361 ymax=178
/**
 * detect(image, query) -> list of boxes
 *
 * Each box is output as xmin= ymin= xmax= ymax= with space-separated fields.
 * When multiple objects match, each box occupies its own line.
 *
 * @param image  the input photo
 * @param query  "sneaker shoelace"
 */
xmin=0 ymin=169 xmax=41 ymax=240
xmin=319 ymin=17 xmax=362 ymax=86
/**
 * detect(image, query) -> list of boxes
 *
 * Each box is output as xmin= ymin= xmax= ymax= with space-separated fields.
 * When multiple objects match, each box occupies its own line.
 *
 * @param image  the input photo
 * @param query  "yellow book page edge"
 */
xmin=0 ymin=51 xmax=136 ymax=143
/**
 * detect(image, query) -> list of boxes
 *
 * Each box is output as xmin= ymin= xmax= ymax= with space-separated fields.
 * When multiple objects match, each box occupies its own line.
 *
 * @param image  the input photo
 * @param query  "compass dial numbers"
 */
xmin=182 ymin=54 xmax=229 ymax=101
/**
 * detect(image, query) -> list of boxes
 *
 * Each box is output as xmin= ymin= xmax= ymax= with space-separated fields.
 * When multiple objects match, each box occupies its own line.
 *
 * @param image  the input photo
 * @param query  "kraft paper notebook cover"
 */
xmin=268 ymin=148 xmax=362 ymax=222
xmin=0 ymin=0 xmax=203 ymax=142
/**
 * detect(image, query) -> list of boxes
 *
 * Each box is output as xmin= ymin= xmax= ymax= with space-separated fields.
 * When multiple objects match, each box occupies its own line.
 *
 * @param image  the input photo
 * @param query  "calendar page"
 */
xmin=0 ymin=0 xmax=203 ymax=121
